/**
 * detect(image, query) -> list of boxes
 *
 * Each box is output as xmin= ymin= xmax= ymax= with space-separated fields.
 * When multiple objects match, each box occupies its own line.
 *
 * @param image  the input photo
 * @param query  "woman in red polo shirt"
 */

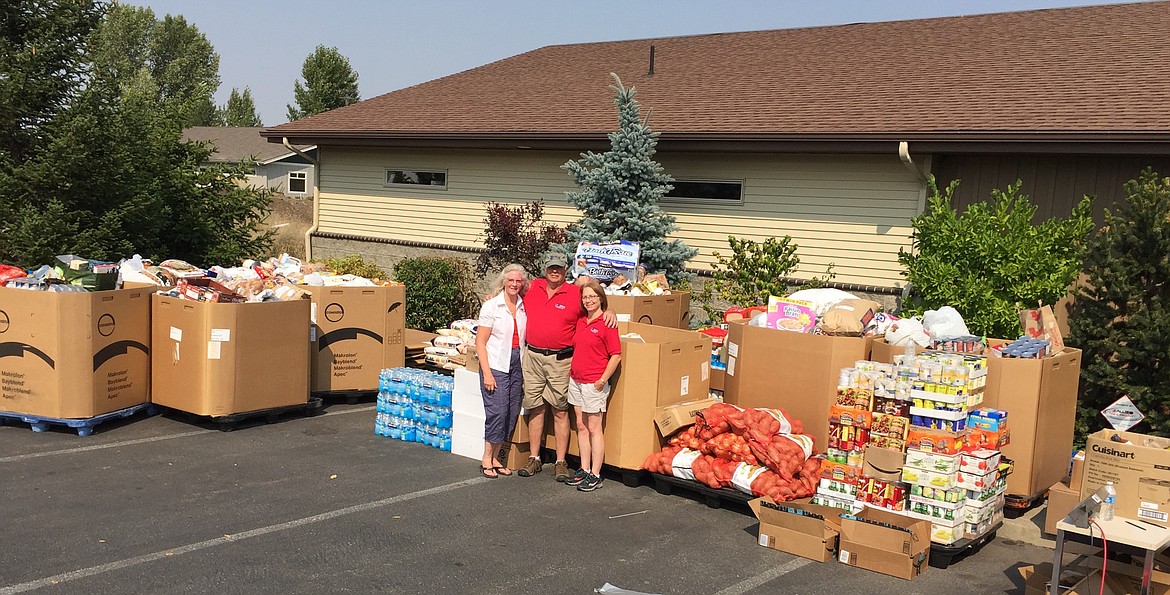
xmin=565 ymin=279 xmax=621 ymax=492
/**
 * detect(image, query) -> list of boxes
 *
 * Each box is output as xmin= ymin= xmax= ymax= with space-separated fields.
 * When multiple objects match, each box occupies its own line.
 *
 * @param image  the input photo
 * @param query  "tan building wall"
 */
xmin=315 ymin=147 xmax=925 ymax=287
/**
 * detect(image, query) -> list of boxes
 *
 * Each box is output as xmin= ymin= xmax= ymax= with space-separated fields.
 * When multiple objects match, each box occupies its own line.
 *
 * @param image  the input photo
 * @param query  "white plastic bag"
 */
xmin=885 ymin=317 xmax=931 ymax=347
xmin=786 ymin=288 xmax=859 ymax=316
xmin=922 ymin=306 xmax=971 ymax=340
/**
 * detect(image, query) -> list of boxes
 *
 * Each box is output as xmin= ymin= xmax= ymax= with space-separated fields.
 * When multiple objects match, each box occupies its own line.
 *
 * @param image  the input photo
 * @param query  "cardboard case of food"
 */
xmin=837 ymin=507 xmax=931 ymax=580
xmin=150 ymin=293 xmax=310 ymax=416
xmin=0 ymin=286 xmax=152 ymax=418
xmin=723 ymin=320 xmax=871 ymax=450
xmin=749 ymin=498 xmax=843 ymax=562
xmin=306 ymin=285 xmax=405 ymax=392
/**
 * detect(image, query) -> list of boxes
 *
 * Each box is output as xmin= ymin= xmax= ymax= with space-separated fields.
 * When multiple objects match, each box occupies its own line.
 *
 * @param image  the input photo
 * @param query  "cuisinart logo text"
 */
xmin=1092 ymin=444 xmax=1136 ymax=459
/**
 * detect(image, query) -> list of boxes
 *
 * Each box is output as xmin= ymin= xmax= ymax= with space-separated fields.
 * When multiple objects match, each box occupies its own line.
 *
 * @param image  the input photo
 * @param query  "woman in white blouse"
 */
xmin=474 ymin=264 xmax=528 ymax=478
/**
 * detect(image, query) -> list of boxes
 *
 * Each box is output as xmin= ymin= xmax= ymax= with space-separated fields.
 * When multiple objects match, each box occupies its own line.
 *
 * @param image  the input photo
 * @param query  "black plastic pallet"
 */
xmin=650 ymin=472 xmax=753 ymax=509
xmin=1004 ymin=489 xmax=1048 ymax=519
xmin=312 ymin=389 xmax=376 ymax=405
xmin=928 ymin=520 xmax=1001 ymax=569
xmin=161 ymin=398 xmax=325 ymax=431
xmin=0 ymin=403 xmax=157 ymax=437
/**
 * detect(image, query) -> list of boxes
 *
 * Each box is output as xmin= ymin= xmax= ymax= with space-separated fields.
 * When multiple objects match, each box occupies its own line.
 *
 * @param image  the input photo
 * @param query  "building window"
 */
xmin=288 ymin=171 xmax=307 ymax=194
xmin=662 ymin=180 xmax=744 ymax=204
xmin=385 ymin=168 xmax=447 ymax=189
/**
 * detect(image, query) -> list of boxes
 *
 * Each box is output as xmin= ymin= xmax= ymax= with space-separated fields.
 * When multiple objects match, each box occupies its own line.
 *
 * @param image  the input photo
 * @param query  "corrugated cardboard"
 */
xmin=0 ymin=286 xmax=152 ymax=418
xmin=981 ymin=341 xmax=1082 ymax=498
xmin=653 ymin=398 xmax=718 ymax=437
xmin=723 ymin=320 xmax=871 ymax=450
xmin=1045 ymin=480 xmax=1081 ymax=535
xmin=1019 ymin=563 xmax=1143 ymax=595
xmin=306 ymin=285 xmax=405 ymax=392
xmin=608 ymin=292 xmax=691 ymax=328
xmin=151 ymin=294 xmax=310 ymax=416
xmin=869 ymin=338 xmax=902 ymax=364
xmin=1082 ymin=429 xmax=1170 ymax=527
xmin=837 ymin=507 xmax=931 ymax=580
xmin=863 ymin=445 xmax=906 ymax=482
xmin=711 ymin=367 xmax=725 ymax=392
xmin=1070 ymin=450 xmax=1086 ymax=487
xmin=749 ymin=497 xmax=843 ymax=562
xmin=529 ymin=322 xmax=711 ymax=469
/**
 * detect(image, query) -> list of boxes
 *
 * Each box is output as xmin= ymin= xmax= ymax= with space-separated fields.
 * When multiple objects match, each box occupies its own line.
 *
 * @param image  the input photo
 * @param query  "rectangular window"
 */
xmin=385 ymin=168 xmax=447 ymax=190
xmin=663 ymin=179 xmax=744 ymax=204
xmin=288 ymin=171 xmax=307 ymax=194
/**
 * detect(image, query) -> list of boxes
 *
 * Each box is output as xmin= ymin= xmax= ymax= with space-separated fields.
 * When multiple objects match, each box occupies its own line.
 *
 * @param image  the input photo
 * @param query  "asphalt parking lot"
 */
xmin=1 ymin=403 xmax=1052 ymax=594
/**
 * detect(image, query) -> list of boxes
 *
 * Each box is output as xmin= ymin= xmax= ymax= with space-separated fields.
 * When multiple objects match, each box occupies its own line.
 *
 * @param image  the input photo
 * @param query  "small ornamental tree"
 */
xmin=476 ymin=199 xmax=567 ymax=276
xmin=695 ymin=235 xmax=835 ymax=323
xmin=898 ymin=177 xmax=1094 ymax=338
xmin=561 ymin=73 xmax=696 ymax=285
xmin=1070 ymin=168 xmax=1170 ymax=439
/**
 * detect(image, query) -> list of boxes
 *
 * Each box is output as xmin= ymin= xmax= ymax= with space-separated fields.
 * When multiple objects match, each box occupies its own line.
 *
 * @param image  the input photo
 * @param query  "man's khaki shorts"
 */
xmin=522 ymin=348 xmax=570 ymax=410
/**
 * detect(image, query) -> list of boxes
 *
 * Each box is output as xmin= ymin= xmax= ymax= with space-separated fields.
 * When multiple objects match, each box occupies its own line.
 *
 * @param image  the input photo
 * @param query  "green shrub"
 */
xmin=393 ymin=256 xmax=480 ymax=332
xmin=695 ymin=235 xmax=834 ymax=324
xmin=320 ymin=254 xmax=386 ymax=279
xmin=1070 ymin=168 xmax=1170 ymax=439
xmin=898 ymin=177 xmax=1094 ymax=338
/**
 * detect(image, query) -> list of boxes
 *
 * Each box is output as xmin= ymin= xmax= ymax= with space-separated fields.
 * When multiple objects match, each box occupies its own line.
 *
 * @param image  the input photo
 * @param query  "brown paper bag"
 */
xmin=1019 ymin=303 xmax=1065 ymax=353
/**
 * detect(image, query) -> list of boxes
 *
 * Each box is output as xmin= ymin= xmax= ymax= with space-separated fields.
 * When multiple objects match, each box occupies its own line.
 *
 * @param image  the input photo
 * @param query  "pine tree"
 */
xmin=222 ymin=87 xmax=262 ymax=127
xmin=1069 ymin=168 xmax=1170 ymax=438
xmin=561 ymin=73 xmax=696 ymax=285
xmin=287 ymin=45 xmax=360 ymax=121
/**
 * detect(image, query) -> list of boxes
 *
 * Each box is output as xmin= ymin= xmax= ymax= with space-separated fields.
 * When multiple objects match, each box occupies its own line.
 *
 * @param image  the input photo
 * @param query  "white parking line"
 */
xmin=711 ymin=558 xmax=813 ymax=595
xmin=0 ymin=477 xmax=486 ymax=594
xmin=0 ymin=405 xmax=376 ymax=464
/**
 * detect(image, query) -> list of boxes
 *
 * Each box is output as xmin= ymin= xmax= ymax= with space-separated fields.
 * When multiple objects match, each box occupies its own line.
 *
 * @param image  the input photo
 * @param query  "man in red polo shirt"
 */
xmin=516 ymin=252 xmax=615 ymax=480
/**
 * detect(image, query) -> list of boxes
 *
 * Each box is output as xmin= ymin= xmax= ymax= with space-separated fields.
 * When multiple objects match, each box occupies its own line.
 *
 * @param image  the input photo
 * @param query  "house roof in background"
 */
xmin=184 ymin=127 xmax=315 ymax=164
xmin=263 ymin=2 xmax=1170 ymax=150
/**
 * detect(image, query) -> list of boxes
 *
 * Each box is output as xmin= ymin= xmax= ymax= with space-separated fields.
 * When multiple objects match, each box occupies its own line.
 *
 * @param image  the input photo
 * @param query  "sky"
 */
xmin=129 ymin=0 xmax=1138 ymax=127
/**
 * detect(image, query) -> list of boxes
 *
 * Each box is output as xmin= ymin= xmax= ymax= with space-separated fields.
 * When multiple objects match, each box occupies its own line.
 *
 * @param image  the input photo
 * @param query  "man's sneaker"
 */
xmin=564 ymin=469 xmax=589 ymax=486
xmin=517 ymin=457 xmax=543 ymax=477
xmin=577 ymin=473 xmax=603 ymax=492
xmin=553 ymin=460 xmax=572 ymax=482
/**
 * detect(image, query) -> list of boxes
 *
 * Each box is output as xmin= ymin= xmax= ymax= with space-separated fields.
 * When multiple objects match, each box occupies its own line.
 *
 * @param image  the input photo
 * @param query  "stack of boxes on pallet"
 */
xmin=375 ymin=368 xmax=452 ymax=451
xmin=811 ymin=351 xmax=1011 ymax=546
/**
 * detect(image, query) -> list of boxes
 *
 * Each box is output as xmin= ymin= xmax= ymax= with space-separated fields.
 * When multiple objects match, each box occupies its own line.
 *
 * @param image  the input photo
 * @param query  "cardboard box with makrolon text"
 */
xmin=1082 ymin=429 xmax=1170 ymax=527
xmin=530 ymin=323 xmax=711 ymax=469
xmin=0 ymin=286 xmax=152 ymax=418
xmin=749 ymin=498 xmax=842 ymax=562
xmin=151 ymin=293 xmax=309 ymax=416
xmin=980 ymin=340 xmax=1081 ymax=498
xmin=837 ymin=506 xmax=931 ymax=580
xmin=306 ymin=284 xmax=404 ymax=393
xmin=608 ymin=292 xmax=691 ymax=329
xmin=723 ymin=320 xmax=870 ymax=450
xmin=653 ymin=397 xmax=719 ymax=437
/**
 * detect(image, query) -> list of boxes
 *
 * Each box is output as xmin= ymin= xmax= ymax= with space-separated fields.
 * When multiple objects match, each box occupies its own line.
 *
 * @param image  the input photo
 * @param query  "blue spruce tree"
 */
xmin=562 ymin=73 xmax=697 ymax=285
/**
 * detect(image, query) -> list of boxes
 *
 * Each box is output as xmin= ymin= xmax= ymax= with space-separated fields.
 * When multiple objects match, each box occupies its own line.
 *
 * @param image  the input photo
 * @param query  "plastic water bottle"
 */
xmin=1101 ymin=481 xmax=1116 ymax=521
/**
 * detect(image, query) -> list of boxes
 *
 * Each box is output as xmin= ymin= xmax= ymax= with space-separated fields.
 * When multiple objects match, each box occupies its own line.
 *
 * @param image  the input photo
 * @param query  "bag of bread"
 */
xmin=819 ymin=299 xmax=882 ymax=336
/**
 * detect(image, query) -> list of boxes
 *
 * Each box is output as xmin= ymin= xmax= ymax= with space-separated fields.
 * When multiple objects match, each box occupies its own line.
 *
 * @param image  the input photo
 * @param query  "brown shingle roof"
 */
xmin=264 ymin=2 xmax=1170 ymax=144
xmin=184 ymin=127 xmax=314 ymax=163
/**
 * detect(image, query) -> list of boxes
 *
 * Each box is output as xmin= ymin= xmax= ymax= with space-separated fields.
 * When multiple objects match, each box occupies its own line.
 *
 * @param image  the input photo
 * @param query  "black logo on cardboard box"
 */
xmin=324 ymin=303 xmax=345 ymax=323
xmin=97 ymin=313 xmax=115 ymax=337
xmin=1092 ymin=444 xmax=1137 ymax=459
xmin=0 ymin=310 xmax=8 ymax=334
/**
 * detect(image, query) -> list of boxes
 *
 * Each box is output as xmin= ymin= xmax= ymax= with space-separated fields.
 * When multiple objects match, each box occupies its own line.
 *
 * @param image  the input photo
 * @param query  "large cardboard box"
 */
xmin=306 ymin=285 xmax=405 ymax=393
xmin=608 ymin=292 xmax=691 ymax=329
xmin=837 ymin=506 xmax=931 ymax=580
xmin=0 ymin=286 xmax=152 ymax=418
xmin=1045 ymin=480 xmax=1081 ymax=535
xmin=1082 ymin=429 xmax=1170 ymax=527
xmin=529 ymin=323 xmax=711 ymax=469
xmin=749 ymin=498 xmax=842 ymax=562
xmin=981 ymin=343 xmax=1082 ymax=498
xmin=151 ymin=293 xmax=310 ymax=416
xmin=723 ymin=320 xmax=871 ymax=449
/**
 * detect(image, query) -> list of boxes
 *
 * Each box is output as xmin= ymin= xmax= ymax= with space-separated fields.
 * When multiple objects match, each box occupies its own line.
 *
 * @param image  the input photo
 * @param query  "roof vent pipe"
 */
xmin=648 ymin=45 xmax=655 ymax=75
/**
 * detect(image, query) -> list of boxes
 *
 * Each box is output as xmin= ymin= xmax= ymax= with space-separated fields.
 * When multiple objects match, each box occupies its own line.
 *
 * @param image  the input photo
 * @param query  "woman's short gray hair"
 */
xmin=488 ymin=263 xmax=530 ymax=298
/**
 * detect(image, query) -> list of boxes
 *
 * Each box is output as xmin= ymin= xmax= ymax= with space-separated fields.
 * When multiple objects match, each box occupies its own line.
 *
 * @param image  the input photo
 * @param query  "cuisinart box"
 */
xmin=1082 ymin=429 xmax=1170 ymax=527
xmin=0 ymin=286 xmax=152 ymax=418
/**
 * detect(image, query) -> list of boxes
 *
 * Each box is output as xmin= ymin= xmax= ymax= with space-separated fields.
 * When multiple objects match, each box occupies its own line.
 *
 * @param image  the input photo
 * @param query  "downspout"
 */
xmin=283 ymin=137 xmax=320 ymax=261
xmin=898 ymin=141 xmax=931 ymax=306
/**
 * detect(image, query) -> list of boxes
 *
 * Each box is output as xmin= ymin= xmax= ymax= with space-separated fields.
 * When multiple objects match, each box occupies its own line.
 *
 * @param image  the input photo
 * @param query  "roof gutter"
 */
xmin=283 ymin=137 xmax=320 ymax=261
